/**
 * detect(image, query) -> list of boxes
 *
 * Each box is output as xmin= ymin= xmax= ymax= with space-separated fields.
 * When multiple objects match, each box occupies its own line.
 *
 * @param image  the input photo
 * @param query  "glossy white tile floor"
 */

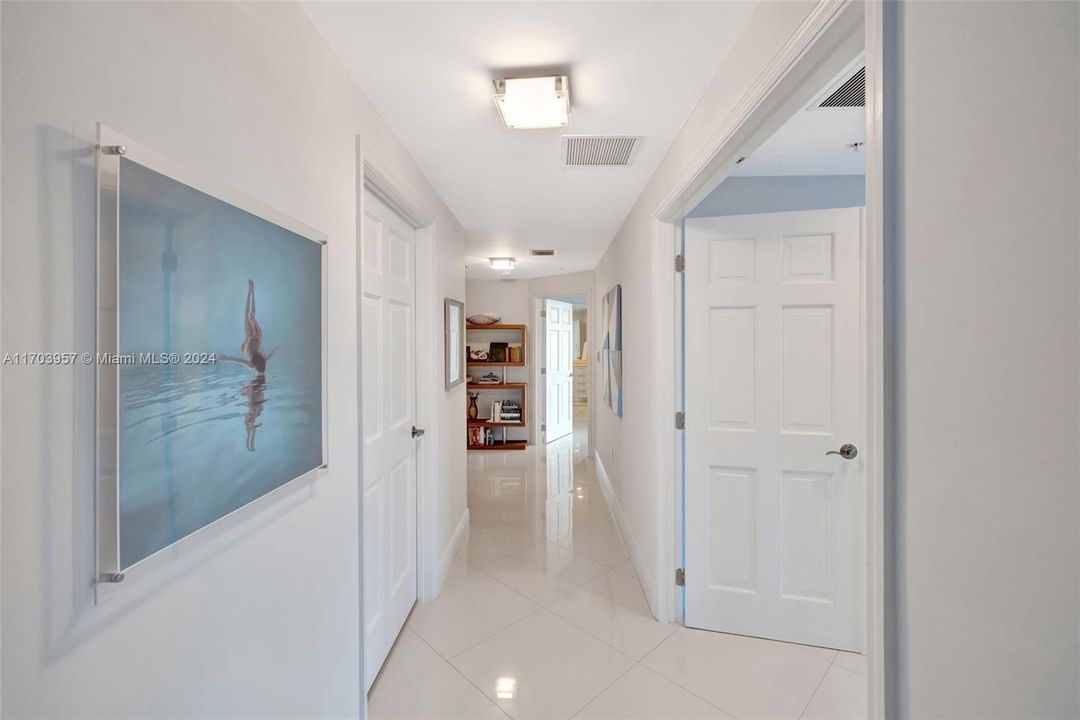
xmin=370 ymin=410 xmax=868 ymax=719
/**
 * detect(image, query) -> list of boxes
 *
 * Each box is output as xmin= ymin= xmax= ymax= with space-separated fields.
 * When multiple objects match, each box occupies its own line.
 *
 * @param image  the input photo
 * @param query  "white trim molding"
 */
xmin=411 ymin=217 xmax=441 ymax=603
xmin=437 ymin=509 xmax=470 ymax=591
xmin=864 ymin=1 xmax=889 ymax=715
xmin=651 ymin=218 xmax=679 ymax=623
xmin=593 ymin=452 xmax=658 ymax=618
xmin=363 ymin=153 xmax=434 ymax=230
xmin=655 ymin=0 xmax=860 ymax=222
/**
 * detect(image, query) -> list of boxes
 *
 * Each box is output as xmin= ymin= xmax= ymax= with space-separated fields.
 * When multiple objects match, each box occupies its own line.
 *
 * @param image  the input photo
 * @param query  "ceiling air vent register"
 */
xmin=817 ymin=66 xmax=866 ymax=108
xmin=562 ymin=135 xmax=641 ymax=167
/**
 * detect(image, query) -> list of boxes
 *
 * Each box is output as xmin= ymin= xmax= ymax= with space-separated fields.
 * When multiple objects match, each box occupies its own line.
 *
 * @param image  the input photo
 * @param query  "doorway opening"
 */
xmin=537 ymin=292 xmax=590 ymax=456
xmin=654 ymin=3 xmax=885 ymax=716
xmin=360 ymin=186 xmax=419 ymax=694
xmin=675 ymin=60 xmax=869 ymax=719
xmin=357 ymin=147 xmax=441 ymax=698
xmin=682 ymin=48 xmax=868 ymax=647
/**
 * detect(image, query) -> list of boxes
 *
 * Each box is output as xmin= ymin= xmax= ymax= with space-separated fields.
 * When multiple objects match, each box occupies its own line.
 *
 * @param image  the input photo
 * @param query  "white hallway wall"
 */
xmin=889 ymin=2 xmax=1078 ymax=717
xmin=594 ymin=0 xmax=1079 ymax=716
xmin=466 ymin=279 xmax=532 ymax=326
xmin=0 ymin=2 xmax=466 ymax=717
xmin=465 ymin=271 xmax=595 ymax=325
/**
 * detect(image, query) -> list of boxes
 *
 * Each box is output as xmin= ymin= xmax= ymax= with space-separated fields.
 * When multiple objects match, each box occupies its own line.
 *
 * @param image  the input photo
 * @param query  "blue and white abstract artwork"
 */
xmin=602 ymin=283 xmax=622 ymax=417
xmin=117 ymin=158 xmax=323 ymax=569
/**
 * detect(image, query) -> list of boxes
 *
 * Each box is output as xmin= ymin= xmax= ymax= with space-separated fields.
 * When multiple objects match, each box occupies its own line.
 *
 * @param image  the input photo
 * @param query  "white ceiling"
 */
xmin=301 ymin=1 xmax=756 ymax=278
xmin=733 ymin=66 xmax=866 ymax=177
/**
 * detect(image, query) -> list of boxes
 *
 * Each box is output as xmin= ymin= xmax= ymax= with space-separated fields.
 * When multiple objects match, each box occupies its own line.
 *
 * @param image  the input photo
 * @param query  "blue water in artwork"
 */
xmin=117 ymin=158 xmax=323 ymax=568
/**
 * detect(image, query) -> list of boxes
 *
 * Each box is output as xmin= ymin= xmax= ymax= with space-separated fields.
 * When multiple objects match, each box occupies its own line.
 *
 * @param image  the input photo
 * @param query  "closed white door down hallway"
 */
xmin=367 ymin=414 xmax=867 ymax=719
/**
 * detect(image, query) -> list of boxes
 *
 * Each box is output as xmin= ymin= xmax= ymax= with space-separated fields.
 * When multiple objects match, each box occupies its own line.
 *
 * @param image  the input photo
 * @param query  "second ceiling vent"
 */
xmin=816 ymin=66 xmax=866 ymax=108
xmin=563 ymin=135 xmax=641 ymax=167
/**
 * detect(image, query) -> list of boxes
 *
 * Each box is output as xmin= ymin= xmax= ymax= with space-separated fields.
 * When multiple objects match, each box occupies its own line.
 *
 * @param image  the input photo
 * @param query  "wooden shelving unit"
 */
xmin=468 ymin=440 xmax=528 ymax=451
xmin=466 ymin=323 xmax=527 ymax=451
xmin=468 ymin=419 xmax=526 ymax=428
xmin=467 ymin=322 xmax=527 ymax=332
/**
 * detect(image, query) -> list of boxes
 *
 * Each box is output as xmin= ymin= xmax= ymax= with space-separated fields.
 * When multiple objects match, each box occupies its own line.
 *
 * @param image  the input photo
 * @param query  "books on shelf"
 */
xmin=490 ymin=400 xmax=522 ymax=423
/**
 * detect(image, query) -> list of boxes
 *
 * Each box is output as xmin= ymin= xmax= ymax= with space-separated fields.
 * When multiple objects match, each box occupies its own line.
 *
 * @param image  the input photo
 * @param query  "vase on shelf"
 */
xmin=467 ymin=393 xmax=479 ymax=420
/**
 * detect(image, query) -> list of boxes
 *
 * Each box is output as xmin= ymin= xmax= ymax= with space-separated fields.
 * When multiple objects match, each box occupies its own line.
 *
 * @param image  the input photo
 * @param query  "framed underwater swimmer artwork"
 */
xmin=96 ymin=126 xmax=327 ymax=584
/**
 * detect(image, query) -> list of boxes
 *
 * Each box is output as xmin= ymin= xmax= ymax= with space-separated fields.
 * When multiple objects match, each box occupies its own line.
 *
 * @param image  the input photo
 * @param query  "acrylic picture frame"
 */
xmin=96 ymin=124 xmax=328 ymax=594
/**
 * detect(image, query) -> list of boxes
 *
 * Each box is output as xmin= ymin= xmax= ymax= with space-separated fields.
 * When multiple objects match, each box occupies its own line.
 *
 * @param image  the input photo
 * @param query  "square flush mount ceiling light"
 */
xmin=493 ymin=76 xmax=570 ymax=129
xmin=489 ymin=257 xmax=516 ymax=271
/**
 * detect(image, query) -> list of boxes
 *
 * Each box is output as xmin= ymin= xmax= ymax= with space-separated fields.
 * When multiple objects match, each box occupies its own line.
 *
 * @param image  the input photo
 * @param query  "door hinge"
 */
xmin=675 ymin=254 xmax=686 ymax=273
xmin=540 ymin=310 xmax=547 ymax=318
xmin=541 ymin=423 xmax=546 ymax=432
xmin=675 ymin=411 xmax=685 ymax=430
xmin=541 ymin=368 xmax=547 ymax=375
xmin=675 ymin=568 xmax=685 ymax=586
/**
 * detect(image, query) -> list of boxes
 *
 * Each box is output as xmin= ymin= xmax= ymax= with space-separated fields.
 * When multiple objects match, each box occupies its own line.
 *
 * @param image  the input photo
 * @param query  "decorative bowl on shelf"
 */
xmin=467 ymin=312 xmax=501 ymax=325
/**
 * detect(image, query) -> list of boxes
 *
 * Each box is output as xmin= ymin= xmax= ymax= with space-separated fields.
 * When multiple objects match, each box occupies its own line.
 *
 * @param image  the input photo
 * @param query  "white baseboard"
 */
xmin=436 ymin=508 xmax=469 ymax=593
xmin=592 ymin=452 xmax=658 ymax=619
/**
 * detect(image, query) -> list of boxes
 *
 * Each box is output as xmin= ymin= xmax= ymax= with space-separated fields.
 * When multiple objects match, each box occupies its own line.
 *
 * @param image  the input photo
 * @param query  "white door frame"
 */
xmin=649 ymin=1 xmax=887 ymax=716
xmin=531 ymin=289 xmax=595 ymax=456
xmin=356 ymin=141 xmax=443 ymax=702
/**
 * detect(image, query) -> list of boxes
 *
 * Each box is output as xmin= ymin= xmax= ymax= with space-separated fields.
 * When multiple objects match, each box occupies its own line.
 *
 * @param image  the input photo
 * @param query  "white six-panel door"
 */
xmin=544 ymin=299 xmax=574 ymax=442
xmin=684 ymin=208 xmax=865 ymax=652
xmin=361 ymin=189 xmax=418 ymax=690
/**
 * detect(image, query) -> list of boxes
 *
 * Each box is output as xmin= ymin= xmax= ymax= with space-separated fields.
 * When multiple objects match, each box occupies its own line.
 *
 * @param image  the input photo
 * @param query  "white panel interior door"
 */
xmin=361 ymin=189 xmax=417 ymax=690
xmin=544 ymin=299 xmax=574 ymax=442
xmin=684 ymin=208 xmax=865 ymax=652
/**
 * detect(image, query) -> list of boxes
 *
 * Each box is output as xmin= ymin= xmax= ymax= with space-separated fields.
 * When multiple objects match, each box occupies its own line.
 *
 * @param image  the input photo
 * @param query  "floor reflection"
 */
xmin=372 ymin=404 xmax=867 ymax=720
xmin=465 ymin=411 xmax=626 ymax=564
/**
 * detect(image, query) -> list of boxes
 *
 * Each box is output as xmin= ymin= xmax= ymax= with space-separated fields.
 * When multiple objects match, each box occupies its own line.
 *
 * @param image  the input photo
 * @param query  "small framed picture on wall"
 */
xmin=445 ymin=298 xmax=465 ymax=390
